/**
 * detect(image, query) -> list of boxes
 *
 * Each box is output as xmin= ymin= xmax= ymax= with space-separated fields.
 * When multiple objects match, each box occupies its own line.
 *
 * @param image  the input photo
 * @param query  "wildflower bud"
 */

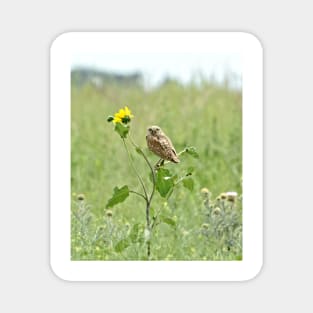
xmin=220 ymin=193 xmax=227 ymax=200
xmin=201 ymin=223 xmax=209 ymax=230
xmin=106 ymin=210 xmax=113 ymax=218
xmin=77 ymin=194 xmax=85 ymax=201
xmin=212 ymin=207 xmax=221 ymax=215
xmin=200 ymin=188 xmax=209 ymax=195
xmin=226 ymin=191 xmax=238 ymax=202
xmin=107 ymin=116 xmax=114 ymax=122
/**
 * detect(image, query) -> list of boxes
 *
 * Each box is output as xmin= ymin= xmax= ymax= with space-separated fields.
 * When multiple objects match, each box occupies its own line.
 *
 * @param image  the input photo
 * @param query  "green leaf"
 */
xmin=182 ymin=177 xmax=194 ymax=191
xmin=184 ymin=146 xmax=199 ymax=159
xmin=155 ymin=168 xmax=174 ymax=198
xmin=160 ymin=215 xmax=176 ymax=227
xmin=106 ymin=185 xmax=129 ymax=208
xmin=114 ymin=238 xmax=130 ymax=252
xmin=114 ymin=123 xmax=129 ymax=138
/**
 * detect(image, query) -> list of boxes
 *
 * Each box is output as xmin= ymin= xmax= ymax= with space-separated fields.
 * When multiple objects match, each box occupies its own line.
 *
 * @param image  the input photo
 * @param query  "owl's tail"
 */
xmin=171 ymin=156 xmax=180 ymax=163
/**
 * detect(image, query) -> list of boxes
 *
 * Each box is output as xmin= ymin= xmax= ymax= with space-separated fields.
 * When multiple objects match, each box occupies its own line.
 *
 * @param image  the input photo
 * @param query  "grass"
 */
xmin=71 ymin=79 xmax=242 ymax=260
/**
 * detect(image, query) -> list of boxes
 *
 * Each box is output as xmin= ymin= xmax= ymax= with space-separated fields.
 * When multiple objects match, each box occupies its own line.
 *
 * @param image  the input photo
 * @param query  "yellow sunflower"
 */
xmin=113 ymin=106 xmax=134 ymax=124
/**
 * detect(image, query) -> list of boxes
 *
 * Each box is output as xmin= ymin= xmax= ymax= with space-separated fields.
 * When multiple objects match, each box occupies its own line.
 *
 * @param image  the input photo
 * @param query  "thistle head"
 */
xmin=105 ymin=210 xmax=113 ymax=218
xmin=77 ymin=194 xmax=85 ymax=201
xmin=212 ymin=207 xmax=221 ymax=215
xmin=226 ymin=191 xmax=238 ymax=202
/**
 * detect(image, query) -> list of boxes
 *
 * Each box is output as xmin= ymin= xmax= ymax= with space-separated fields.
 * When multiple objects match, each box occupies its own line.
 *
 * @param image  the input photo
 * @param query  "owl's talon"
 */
xmin=154 ymin=159 xmax=164 ymax=170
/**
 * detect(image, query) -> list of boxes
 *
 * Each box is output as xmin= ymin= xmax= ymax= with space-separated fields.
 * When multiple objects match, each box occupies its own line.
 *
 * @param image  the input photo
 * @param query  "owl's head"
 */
xmin=147 ymin=125 xmax=162 ymax=136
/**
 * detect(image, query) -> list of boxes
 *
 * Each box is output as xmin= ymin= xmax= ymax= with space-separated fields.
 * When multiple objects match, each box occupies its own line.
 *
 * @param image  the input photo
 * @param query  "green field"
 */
xmin=71 ymin=79 xmax=242 ymax=260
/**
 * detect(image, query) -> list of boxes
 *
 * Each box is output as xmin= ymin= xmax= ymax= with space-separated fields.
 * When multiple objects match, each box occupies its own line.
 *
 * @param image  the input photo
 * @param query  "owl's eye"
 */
xmin=156 ymin=128 xmax=160 ymax=131
xmin=148 ymin=128 xmax=152 ymax=131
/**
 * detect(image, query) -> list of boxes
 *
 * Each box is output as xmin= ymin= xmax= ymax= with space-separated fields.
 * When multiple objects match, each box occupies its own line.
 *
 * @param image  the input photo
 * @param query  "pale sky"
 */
xmin=71 ymin=53 xmax=242 ymax=89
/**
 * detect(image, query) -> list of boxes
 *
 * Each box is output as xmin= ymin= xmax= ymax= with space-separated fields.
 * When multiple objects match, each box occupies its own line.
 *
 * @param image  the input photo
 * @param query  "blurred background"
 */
xmin=71 ymin=52 xmax=242 ymax=89
xmin=71 ymin=52 xmax=242 ymax=260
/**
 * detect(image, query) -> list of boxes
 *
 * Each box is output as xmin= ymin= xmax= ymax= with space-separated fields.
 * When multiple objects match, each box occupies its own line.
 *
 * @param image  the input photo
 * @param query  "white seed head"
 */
xmin=226 ymin=191 xmax=238 ymax=202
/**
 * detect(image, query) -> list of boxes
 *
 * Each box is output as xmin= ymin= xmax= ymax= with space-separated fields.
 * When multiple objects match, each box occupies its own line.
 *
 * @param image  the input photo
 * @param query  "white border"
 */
xmin=50 ymin=32 xmax=263 ymax=281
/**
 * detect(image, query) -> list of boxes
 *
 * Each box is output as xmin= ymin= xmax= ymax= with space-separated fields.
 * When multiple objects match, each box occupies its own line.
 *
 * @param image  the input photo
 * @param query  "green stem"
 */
xmin=166 ymin=188 xmax=174 ymax=201
xmin=129 ymin=136 xmax=156 ymax=209
xmin=151 ymin=208 xmax=161 ymax=231
xmin=129 ymin=190 xmax=147 ymax=201
xmin=128 ymin=135 xmax=156 ymax=260
xmin=122 ymin=139 xmax=148 ymax=202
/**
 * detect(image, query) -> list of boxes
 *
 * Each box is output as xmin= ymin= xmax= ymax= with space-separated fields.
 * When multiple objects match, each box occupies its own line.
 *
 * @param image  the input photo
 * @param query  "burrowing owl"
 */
xmin=146 ymin=126 xmax=180 ymax=163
